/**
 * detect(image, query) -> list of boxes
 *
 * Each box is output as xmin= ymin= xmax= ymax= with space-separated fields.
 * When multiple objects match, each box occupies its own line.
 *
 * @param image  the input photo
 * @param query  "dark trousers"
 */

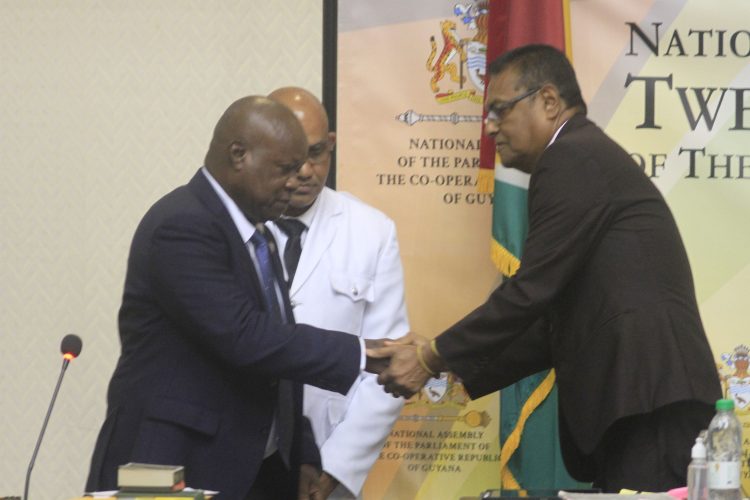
xmin=590 ymin=400 xmax=714 ymax=493
xmin=245 ymin=452 xmax=295 ymax=500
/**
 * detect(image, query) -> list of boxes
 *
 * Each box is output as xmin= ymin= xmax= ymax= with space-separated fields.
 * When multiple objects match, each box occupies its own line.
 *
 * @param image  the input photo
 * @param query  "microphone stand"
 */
xmin=23 ymin=357 xmax=71 ymax=500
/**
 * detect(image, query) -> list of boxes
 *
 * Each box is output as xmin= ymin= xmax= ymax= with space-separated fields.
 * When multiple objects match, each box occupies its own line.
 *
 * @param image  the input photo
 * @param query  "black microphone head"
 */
xmin=60 ymin=334 xmax=82 ymax=360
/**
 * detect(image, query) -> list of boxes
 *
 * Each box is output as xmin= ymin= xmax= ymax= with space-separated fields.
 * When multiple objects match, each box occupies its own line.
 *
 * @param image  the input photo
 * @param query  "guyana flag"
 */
xmin=477 ymin=0 xmax=590 ymax=491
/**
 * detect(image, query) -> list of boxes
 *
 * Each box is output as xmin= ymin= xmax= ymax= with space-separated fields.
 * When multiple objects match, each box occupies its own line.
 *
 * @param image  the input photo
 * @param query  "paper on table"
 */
xmin=85 ymin=487 xmax=219 ymax=498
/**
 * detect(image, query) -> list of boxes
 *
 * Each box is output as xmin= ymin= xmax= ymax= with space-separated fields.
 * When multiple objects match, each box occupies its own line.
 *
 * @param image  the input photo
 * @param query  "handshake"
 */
xmin=363 ymin=333 xmax=447 ymax=399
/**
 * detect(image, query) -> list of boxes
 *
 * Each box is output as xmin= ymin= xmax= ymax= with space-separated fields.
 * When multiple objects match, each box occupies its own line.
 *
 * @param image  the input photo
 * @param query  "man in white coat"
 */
xmin=267 ymin=87 xmax=409 ymax=499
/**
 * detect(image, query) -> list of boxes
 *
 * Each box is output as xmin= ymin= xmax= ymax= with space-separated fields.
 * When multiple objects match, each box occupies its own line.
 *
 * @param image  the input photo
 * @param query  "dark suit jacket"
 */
xmin=85 ymin=170 xmax=361 ymax=499
xmin=436 ymin=114 xmax=721 ymax=478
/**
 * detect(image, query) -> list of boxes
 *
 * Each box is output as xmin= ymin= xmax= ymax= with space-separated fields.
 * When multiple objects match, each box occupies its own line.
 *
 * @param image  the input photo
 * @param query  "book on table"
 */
xmin=117 ymin=463 xmax=185 ymax=492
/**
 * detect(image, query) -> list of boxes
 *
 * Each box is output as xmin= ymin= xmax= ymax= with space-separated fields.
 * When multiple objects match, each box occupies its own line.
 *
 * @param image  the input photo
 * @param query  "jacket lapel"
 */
xmin=187 ymin=169 xmax=262 ymax=296
xmin=290 ymin=188 xmax=342 ymax=296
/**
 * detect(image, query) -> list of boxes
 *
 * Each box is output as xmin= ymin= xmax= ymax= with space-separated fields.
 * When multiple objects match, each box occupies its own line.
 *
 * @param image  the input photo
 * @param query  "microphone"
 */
xmin=23 ymin=334 xmax=83 ymax=500
xmin=60 ymin=333 xmax=83 ymax=364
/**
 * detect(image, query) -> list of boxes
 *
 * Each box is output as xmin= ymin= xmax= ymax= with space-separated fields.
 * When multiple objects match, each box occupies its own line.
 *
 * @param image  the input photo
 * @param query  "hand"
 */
xmin=318 ymin=471 xmax=340 ymax=499
xmin=365 ymin=338 xmax=391 ymax=374
xmin=298 ymin=463 xmax=323 ymax=500
xmin=385 ymin=331 xmax=424 ymax=347
xmin=375 ymin=334 xmax=435 ymax=398
xmin=365 ymin=331 xmax=426 ymax=374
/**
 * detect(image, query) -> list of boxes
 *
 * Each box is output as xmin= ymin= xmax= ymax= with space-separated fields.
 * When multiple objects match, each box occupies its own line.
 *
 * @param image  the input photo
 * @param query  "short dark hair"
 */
xmin=489 ymin=44 xmax=587 ymax=114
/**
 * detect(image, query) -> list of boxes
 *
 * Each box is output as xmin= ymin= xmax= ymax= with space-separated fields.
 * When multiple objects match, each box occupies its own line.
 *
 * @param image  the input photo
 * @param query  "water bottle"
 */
xmin=688 ymin=434 xmax=708 ymax=500
xmin=706 ymin=399 xmax=742 ymax=500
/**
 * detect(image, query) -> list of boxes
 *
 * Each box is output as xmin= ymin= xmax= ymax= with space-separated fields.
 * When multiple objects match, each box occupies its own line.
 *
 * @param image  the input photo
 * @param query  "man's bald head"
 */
xmin=268 ymin=87 xmax=335 ymax=216
xmin=268 ymin=87 xmax=329 ymax=132
xmin=206 ymin=95 xmax=306 ymax=170
xmin=205 ymin=95 xmax=308 ymax=222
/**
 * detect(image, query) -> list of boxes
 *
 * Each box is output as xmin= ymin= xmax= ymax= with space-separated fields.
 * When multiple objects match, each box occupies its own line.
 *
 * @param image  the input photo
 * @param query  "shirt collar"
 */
xmin=547 ymin=119 xmax=569 ymax=148
xmin=280 ymin=188 xmax=322 ymax=228
xmin=201 ymin=166 xmax=257 ymax=243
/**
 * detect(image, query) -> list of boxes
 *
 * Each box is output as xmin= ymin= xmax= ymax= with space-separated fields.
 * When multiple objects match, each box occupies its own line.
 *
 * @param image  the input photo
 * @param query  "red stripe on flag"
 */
xmin=479 ymin=0 xmax=567 ymax=175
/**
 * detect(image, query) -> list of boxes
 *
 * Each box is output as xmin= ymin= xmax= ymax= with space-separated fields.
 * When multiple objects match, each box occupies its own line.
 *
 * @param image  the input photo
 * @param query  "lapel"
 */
xmin=290 ymin=187 xmax=343 ymax=296
xmin=187 ymin=169 xmax=262 ymax=297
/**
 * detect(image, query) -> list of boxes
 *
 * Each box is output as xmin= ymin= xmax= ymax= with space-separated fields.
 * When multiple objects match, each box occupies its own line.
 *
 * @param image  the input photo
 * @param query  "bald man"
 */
xmin=84 ymin=96 xmax=368 ymax=499
xmin=268 ymin=87 xmax=408 ymax=499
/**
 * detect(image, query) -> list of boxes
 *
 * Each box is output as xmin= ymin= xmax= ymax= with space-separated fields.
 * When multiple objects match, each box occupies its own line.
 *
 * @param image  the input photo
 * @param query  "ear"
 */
xmin=229 ymin=141 xmax=249 ymax=170
xmin=539 ymin=84 xmax=563 ymax=119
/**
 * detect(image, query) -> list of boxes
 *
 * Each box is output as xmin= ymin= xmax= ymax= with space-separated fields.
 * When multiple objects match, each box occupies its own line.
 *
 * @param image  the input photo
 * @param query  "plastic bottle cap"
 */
xmin=716 ymin=398 xmax=735 ymax=411
xmin=692 ymin=436 xmax=706 ymax=459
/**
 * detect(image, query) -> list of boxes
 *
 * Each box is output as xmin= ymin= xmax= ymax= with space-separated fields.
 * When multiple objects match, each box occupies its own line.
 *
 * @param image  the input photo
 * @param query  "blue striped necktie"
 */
xmin=249 ymin=224 xmax=294 ymax=466
xmin=249 ymin=228 xmax=282 ymax=320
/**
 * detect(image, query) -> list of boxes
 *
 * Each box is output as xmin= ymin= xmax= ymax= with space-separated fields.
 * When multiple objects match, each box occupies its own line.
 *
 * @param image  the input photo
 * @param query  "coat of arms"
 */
xmin=426 ymin=1 xmax=488 ymax=104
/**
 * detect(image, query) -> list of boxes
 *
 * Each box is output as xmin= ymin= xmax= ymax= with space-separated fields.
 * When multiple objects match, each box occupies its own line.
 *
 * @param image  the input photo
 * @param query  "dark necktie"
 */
xmin=249 ymin=228 xmax=282 ymax=320
xmin=249 ymin=225 xmax=294 ymax=467
xmin=275 ymin=218 xmax=307 ymax=285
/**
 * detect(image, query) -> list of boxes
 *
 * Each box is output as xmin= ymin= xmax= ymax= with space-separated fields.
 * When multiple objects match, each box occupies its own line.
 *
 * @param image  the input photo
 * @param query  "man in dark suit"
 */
xmin=372 ymin=45 xmax=721 ymax=492
xmin=85 ymin=96 xmax=366 ymax=499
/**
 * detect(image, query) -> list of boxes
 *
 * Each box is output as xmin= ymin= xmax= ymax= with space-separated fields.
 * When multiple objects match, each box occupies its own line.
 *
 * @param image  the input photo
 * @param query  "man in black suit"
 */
xmin=372 ymin=45 xmax=721 ymax=492
xmin=85 ymin=96 xmax=366 ymax=499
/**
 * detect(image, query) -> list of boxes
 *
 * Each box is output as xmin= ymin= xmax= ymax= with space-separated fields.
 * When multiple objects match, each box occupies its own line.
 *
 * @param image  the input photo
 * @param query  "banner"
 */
xmin=337 ymin=0 xmax=750 ymax=497
xmin=337 ymin=1 xmax=501 ymax=498
xmin=569 ymin=0 xmax=750 ymax=492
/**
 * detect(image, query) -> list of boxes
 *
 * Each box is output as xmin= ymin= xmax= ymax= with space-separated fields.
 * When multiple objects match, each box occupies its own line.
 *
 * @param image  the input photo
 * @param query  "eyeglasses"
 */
xmin=307 ymin=138 xmax=333 ymax=165
xmin=484 ymin=87 xmax=540 ymax=124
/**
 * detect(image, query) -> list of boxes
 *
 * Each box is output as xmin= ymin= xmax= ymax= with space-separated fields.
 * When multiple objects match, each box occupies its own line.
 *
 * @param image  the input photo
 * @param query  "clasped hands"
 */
xmin=364 ymin=333 xmax=446 ymax=398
